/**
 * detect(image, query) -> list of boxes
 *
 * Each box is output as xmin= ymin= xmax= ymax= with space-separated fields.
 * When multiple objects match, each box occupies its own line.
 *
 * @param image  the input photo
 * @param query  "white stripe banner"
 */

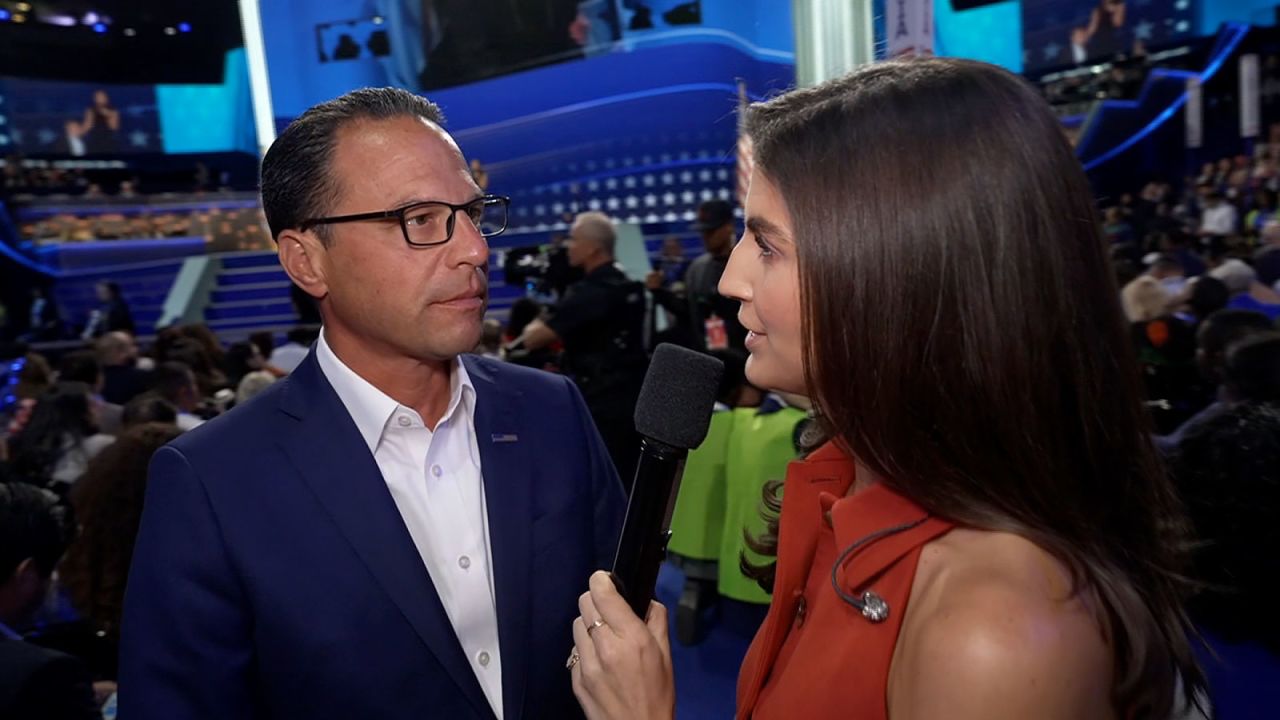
xmin=1186 ymin=76 xmax=1202 ymax=149
xmin=1241 ymin=53 xmax=1261 ymax=139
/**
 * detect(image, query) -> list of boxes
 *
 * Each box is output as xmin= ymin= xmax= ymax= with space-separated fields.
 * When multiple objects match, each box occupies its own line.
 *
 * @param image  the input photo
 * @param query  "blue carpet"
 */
xmin=655 ymin=563 xmax=768 ymax=720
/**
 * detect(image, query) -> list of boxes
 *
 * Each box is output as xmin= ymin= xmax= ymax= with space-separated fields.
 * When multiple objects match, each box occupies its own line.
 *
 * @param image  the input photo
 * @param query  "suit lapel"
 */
xmin=465 ymin=356 xmax=533 ymax=720
xmin=276 ymin=352 xmax=495 ymax=720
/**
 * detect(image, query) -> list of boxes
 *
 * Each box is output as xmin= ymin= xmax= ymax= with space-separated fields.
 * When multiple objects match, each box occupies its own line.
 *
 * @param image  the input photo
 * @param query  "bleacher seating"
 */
xmin=52 ymin=259 xmax=185 ymax=338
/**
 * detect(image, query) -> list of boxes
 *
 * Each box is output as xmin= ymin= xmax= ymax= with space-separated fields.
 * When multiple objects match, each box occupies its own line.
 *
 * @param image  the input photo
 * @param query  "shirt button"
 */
xmin=477 ymin=651 xmax=491 ymax=667
xmin=431 ymin=465 xmax=443 ymax=477
xmin=459 ymin=555 xmax=471 ymax=570
xmin=794 ymin=595 xmax=807 ymax=628
xmin=397 ymin=416 xmax=411 ymax=427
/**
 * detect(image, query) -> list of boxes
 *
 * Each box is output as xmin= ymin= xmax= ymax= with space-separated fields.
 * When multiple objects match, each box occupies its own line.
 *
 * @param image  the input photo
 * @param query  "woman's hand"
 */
xmin=569 ymin=571 xmax=676 ymax=720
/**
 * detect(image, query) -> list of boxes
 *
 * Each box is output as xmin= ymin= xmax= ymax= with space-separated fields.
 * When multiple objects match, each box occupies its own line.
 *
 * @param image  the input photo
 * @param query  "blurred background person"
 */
xmin=95 ymin=332 xmax=151 ymax=407
xmin=6 ymin=382 xmax=114 ymax=494
xmin=516 ymin=212 xmax=648 ymax=479
xmin=0 ymin=483 xmax=98 ymax=720
xmin=58 ymin=423 xmax=183 ymax=684
xmin=648 ymin=199 xmax=746 ymax=352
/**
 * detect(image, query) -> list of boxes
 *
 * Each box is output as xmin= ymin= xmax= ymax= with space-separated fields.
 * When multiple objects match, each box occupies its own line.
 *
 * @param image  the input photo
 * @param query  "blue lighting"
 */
xmin=93 ymin=22 xmax=107 ymax=33
xmin=0 ymin=10 xmax=10 ymax=21
xmin=1082 ymin=24 xmax=1250 ymax=172
xmin=178 ymin=22 xmax=191 ymax=33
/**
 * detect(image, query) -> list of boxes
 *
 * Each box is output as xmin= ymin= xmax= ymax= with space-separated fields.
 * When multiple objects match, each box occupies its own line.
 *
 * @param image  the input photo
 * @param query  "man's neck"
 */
xmin=324 ymin=327 xmax=454 ymax=429
xmin=583 ymin=256 xmax=612 ymax=274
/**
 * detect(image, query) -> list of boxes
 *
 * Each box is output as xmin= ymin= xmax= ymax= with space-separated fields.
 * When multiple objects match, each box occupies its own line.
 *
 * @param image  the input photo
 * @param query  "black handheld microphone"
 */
xmin=610 ymin=343 xmax=724 ymax=618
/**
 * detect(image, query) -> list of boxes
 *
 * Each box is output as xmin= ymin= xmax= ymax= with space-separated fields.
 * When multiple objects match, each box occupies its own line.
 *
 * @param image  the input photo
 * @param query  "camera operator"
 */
xmin=515 ymin=212 xmax=648 ymax=480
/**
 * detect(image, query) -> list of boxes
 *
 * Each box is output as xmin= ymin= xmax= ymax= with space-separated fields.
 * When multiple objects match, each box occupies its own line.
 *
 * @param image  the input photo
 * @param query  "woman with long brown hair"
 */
xmin=567 ymin=58 xmax=1204 ymax=719
xmin=59 ymin=422 xmax=182 ymax=679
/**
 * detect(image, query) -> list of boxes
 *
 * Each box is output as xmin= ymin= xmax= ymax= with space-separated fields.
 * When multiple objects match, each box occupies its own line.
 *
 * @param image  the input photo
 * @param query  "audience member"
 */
xmin=1172 ymin=401 xmax=1280 ymax=652
xmin=657 ymin=235 xmax=690 ymax=286
xmin=224 ymin=341 xmax=265 ymax=390
xmin=0 ymin=483 xmax=98 ymax=720
xmin=1157 ymin=310 xmax=1275 ymax=451
xmin=247 ymin=332 xmax=281 ymax=373
xmin=120 ymin=395 xmax=178 ymax=429
xmin=1147 ymin=253 xmax=1187 ymax=296
xmin=1183 ymin=276 xmax=1231 ymax=326
xmin=25 ymin=287 xmax=64 ymax=342
xmin=58 ymin=423 xmax=182 ymax=681
xmin=56 ymin=351 xmax=121 ymax=436
xmin=648 ymin=199 xmax=746 ymax=352
xmin=223 ymin=341 xmax=276 ymax=407
xmin=162 ymin=339 xmax=225 ymax=398
xmin=1210 ymin=258 xmax=1280 ymax=321
xmin=151 ymin=363 xmax=204 ymax=431
xmin=1164 ymin=231 xmax=1207 ymax=277
xmin=267 ymin=326 xmax=317 ymax=373
xmin=13 ymin=353 xmax=52 ymax=402
xmin=177 ymin=325 xmax=227 ymax=374
xmin=1121 ymin=275 xmax=1170 ymax=322
xmin=234 ymin=373 xmax=275 ymax=406
xmin=81 ymin=282 xmax=134 ymax=340
xmin=1223 ymin=332 xmax=1280 ymax=403
xmin=1198 ymin=189 xmax=1238 ymax=248
xmin=1255 ymin=225 xmax=1280 ymax=292
xmin=95 ymin=332 xmax=150 ymax=406
xmin=6 ymin=383 xmax=114 ymax=493
xmin=477 ymin=319 xmax=503 ymax=359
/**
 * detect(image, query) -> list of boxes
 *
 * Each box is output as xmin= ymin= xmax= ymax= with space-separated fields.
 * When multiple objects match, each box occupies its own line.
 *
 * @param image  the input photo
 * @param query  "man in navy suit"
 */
xmin=119 ymin=87 xmax=627 ymax=720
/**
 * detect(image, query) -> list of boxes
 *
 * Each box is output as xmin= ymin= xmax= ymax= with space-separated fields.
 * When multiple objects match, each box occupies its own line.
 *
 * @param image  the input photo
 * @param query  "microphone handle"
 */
xmin=610 ymin=437 xmax=687 ymax=618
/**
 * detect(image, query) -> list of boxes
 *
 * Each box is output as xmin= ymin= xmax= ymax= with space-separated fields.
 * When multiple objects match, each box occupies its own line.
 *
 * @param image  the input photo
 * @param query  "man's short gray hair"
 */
xmin=572 ymin=212 xmax=617 ymax=257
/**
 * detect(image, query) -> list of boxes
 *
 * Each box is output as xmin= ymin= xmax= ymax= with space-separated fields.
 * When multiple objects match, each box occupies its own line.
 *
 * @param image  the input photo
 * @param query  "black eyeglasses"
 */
xmin=299 ymin=195 xmax=510 ymax=247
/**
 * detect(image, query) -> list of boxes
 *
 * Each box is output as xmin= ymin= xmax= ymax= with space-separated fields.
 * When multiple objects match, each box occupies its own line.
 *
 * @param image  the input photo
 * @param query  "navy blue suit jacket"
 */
xmin=119 ymin=352 xmax=626 ymax=719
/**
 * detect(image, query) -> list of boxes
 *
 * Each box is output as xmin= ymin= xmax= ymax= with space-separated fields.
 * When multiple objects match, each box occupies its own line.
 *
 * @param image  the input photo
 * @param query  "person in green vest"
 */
xmin=667 ymin=350 xmax=760 ymax=644
xmin=716 ymin=393 xmax=810 ymax=605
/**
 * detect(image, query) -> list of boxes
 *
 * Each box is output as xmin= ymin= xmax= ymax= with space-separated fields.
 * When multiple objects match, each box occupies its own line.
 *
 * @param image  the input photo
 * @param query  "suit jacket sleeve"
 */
xmin=649 ymin=286 xmax=686 ymax=319
xmin=118 ymin=446 xmax=258 ymax=719
xmin=12 ymin=652 xmax=99 ymax=720
xmin=562 ymin=375 xmax=627 ymax=569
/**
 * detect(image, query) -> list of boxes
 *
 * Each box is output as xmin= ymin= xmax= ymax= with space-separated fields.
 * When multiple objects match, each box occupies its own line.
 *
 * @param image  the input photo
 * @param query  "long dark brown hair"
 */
xmin=60 ymin=422 xmax=181 ymax=640
xmin=741 ymin=58 xmax=1202 ymax=716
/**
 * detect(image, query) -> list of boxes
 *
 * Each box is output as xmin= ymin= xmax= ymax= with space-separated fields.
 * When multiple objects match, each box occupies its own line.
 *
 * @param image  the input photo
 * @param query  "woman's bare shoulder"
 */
xmin=887 ymin=528 xmax=1116 ymax=720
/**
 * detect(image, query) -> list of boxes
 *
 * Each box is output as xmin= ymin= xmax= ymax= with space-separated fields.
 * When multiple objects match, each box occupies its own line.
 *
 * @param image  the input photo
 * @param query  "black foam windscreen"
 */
xmin=634 ymin=343 xmax=724 ymax=450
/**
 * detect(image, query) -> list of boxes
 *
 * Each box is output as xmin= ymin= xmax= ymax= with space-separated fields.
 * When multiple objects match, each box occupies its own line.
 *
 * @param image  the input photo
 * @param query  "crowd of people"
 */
xmin=0 ymin=322 xmax=322 ymax=715
xmin=16 ymin=205 xmax=273 ymax=253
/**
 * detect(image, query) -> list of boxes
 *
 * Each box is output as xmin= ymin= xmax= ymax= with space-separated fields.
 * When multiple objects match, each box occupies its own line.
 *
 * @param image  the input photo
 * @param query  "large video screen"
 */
xmin=0 ymin=79 xmax=163 ymax=155
xmin=0 ymin=49 xmax=256 ymax=157
xmin=1022 ymin=0 xmax=1197 ymax=75
xmin=350 ymin=0 xmax=702 ymax=91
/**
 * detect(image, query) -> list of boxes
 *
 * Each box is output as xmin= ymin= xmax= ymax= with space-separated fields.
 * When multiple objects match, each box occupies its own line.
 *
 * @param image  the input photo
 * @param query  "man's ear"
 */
xmin=277 ymin=229 xmax=330 ymax=301
xmin=10 ymin=557 xmax=39 ymax=592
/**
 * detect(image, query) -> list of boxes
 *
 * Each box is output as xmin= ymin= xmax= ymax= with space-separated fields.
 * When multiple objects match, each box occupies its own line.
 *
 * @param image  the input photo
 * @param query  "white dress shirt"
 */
xmin=1200 ymin=203 xmax=1238 ymax=236
xmin=316 ymin=331 xmax=504 ymax=719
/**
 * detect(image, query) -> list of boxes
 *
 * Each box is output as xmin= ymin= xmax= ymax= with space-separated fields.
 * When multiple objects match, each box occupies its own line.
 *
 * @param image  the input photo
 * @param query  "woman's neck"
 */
xmin=849 ymin=457 xmax=884 ymax=496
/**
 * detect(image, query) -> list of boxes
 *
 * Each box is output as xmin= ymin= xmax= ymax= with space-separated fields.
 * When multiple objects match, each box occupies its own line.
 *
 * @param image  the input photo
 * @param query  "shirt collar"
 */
xmin=315 ymin=329 xmax=476 ymax=455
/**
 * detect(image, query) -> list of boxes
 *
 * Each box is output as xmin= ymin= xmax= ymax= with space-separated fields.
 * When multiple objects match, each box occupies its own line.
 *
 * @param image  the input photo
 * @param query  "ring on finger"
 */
xmin=587 ymin=618 xmax=607 ymax=637
xmin=566 ymin=649 xmax=581 ymax=670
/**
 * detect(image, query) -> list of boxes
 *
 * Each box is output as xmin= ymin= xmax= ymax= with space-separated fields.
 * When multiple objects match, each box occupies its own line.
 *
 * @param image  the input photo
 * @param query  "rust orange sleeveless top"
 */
xmin=736 ymin=442 xmax=955 ymax=720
